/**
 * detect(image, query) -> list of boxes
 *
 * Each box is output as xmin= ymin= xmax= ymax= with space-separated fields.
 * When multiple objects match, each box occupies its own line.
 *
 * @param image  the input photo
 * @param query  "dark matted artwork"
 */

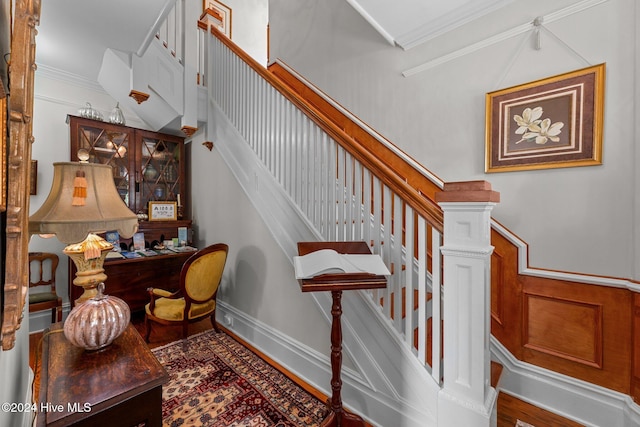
xmin=485 ymin=63 xmax=605 ymax=173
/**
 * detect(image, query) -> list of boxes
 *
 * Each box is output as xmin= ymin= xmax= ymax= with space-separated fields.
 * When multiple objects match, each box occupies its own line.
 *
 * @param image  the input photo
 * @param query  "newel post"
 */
xmin=435 ymin=181 xmax=500 ymax=427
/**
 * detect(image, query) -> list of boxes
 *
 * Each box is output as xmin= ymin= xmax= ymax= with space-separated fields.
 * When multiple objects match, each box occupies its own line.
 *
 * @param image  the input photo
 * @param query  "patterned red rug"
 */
xmin=152 ymin=329 xmax=328 ymax=426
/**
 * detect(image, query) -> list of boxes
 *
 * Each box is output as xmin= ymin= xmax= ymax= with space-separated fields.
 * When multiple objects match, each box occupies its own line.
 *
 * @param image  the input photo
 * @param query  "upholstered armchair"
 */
xmin=144 ymin=243 xmax=228 ymax=341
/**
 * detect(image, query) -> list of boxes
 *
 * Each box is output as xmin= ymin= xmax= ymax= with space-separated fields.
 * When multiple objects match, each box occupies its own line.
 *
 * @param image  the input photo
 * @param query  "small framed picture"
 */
xmin=148 ymin=201 xmax=177 ymax=221
xmin=485 ymin=63 xmax=605 ymax=173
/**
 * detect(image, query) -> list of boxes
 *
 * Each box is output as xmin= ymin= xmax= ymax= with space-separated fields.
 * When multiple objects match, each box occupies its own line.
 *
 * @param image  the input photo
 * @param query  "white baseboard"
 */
xmin=491 ymin=336 xmax=640 ymax=427
xmin=28 ymin=303 xmax=70 ymax=333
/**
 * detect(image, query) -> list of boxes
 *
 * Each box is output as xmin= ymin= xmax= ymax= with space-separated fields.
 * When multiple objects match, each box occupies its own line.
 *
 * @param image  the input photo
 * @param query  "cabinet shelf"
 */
xmin=68 ymin=115 xmax=187 ymax=218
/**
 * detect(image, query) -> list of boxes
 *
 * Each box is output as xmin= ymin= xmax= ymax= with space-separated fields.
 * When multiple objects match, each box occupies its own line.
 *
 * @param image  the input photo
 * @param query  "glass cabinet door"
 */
xmin=70 ymin=119 xmax=134 ymax=208
xmin=68 ymin=116 xmax=186 ymax=218
xmin=136 ymin=130 xmax=184 ymax=214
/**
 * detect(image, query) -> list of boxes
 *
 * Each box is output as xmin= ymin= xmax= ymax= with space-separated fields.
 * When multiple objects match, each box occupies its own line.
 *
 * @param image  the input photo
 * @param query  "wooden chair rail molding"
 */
xmin=200 ymin=17 xmax=640 ymax=402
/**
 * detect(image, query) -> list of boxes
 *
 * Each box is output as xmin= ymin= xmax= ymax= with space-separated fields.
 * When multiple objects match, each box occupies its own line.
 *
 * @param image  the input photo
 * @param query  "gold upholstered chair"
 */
xmin=144 ymin=243 xmax=228 ymax=341
xmin=28 ymin=252 xmax=63 ymax=323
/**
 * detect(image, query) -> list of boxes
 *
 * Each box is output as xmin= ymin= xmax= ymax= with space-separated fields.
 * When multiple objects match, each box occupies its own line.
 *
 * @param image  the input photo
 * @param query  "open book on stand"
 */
xmin=294 ymin=249 xmax=390 ymax=280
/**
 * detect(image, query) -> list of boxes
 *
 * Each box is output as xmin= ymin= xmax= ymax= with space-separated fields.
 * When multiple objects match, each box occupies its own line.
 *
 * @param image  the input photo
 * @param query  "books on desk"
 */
xmin=114 ymin=248 xmax=197 ymax=259
xmin=105 ymin=251 xmax=124 ymax=259
xmin=293 ymin=248 xmax=390 ymax=280
xmin=169 ymin=246 xmax=198 ymax=253
xmin=155 ymin=249 xmax=175 ymax=255
xmin=137 ymin=249 xmax=159 ymax=257
xmin=121 ymin=251 xmax=142 ymax=259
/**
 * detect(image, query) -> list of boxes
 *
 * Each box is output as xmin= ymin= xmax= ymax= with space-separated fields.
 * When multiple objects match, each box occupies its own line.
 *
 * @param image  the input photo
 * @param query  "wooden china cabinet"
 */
xmin=67 ymin=115 xmax=188 ymax=217
xmin=67 ymin=115 xmax=193 ymax=311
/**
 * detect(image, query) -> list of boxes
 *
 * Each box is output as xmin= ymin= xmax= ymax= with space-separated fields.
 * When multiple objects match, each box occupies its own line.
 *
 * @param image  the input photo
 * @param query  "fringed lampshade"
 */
xmin=29 ymin=152 xmax=139 ymax=350
xmin=29 ymin=161 xmax=138 ymax=245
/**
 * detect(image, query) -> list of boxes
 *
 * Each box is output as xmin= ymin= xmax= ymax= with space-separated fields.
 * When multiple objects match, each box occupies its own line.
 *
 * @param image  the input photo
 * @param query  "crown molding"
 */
xmin=35 ymin=63 xmax=106 ymax=93
xmin=402 ymin=0 xmax=609 ymax=77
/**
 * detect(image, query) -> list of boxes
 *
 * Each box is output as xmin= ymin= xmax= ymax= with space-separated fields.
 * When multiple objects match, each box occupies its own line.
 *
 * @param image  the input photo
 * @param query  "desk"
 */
xmin=70 ymin=251 xmax=194 ymax=312
xmin=297 ymin=241 xmax=387 ymax=427
xmin=37 ymin=323 xmax=168 ymax=427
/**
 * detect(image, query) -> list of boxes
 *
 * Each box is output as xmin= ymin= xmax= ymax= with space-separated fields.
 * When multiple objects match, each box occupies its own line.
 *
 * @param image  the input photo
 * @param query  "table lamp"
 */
xmin=29 ymin=150 xmax=139 ymax=350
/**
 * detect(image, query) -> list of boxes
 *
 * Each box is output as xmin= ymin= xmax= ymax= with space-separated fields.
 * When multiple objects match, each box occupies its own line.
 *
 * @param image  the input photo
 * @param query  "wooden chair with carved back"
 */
xmin=28 ymin=252 xmax=63 ymax=323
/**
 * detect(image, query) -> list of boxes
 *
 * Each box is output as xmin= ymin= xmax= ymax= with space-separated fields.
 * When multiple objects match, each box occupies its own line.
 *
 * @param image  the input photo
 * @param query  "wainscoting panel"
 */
xmin=632 ymin=293 xmax=640 ymax=399
xmin=491 ymin=249 xmax=505 ymax=326
xmin=521 ymin=276 xmax=631 ymax=394
xmin=490 ymin=229 xmax=523 ymax=357
xmin=523 ymin=292 xmax=602 ymax=368
xmin=490 ymin=224 xmax=633 ymax=396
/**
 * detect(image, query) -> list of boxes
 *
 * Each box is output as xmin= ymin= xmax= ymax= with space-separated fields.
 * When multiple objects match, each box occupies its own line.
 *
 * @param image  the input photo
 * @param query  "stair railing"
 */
xmin=199 ymin=14 xmax=499 ymax=425
xmin=207 ymin=25 xmax=443 ymax=378
xmin=153 ymin=0 xmax=183 ymax=65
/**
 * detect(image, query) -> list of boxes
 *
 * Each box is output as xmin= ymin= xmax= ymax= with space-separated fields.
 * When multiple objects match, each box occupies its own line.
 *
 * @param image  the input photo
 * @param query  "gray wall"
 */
xmin=0 ymin=309 xmax=31 ymax=427
xmin=188 ymin=136 xmax=331 ymax=354
xmin=268 ymin=0 xmax=639 ymax=280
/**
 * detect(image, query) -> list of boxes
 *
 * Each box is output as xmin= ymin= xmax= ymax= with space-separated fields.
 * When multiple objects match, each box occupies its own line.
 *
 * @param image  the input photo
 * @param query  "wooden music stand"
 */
xmin=297 ymin=241 xmax=387 ymax=427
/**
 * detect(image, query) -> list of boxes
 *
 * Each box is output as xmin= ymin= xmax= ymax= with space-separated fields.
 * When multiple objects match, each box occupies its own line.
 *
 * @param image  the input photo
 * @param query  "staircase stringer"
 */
xmin=207 ymin=95 xmax=439 ymax=427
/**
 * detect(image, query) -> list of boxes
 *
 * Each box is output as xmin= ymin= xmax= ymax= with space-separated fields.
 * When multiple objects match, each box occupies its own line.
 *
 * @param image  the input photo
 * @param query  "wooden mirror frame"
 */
xmin=1 ymin=0 xmax=40 ymax=350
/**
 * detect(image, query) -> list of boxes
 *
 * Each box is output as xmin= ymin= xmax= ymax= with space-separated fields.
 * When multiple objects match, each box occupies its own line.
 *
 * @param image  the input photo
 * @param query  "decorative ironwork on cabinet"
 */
xmin=67 ymin=115 xmax=187 ymax=217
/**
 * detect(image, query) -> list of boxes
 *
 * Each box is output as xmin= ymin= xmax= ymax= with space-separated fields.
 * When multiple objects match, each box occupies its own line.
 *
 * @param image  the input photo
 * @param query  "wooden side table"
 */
xmin=37 ymin=322 xmax=168 ymax=427
xmin=297 ymin=241 xmax=387 ymax=427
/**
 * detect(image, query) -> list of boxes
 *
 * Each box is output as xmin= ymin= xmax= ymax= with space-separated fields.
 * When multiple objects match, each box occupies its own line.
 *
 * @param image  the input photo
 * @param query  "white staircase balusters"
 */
xmin=207 ymin=29 xmax=442 ymax=378
xmin=199 ymin=20 xmax=500 ymax=427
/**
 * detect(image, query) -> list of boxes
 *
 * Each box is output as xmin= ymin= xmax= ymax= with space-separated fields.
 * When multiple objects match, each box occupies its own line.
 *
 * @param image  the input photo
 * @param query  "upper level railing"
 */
xmin=154 ymin=0 xmax=183 ymax=65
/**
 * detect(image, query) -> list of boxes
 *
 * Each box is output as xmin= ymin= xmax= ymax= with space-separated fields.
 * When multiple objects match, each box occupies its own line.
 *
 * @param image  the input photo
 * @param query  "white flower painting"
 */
xmin=486 ymin=63 xmax=604 ymax=172
xmin=513 ymin=107 xmax=564 ymax=145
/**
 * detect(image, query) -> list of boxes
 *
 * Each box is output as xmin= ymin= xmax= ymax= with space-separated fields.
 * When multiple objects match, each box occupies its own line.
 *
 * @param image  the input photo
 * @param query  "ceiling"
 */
xmin=35 ymin=0 xmax=516 ymax=84
xmin=36 ymin=0 xmax=173 ymax=82
xmin=346 ymin=0 xmax=515 ymax=49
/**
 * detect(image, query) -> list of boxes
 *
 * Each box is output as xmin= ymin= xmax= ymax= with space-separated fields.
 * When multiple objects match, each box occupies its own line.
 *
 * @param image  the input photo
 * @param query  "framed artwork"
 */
xmin=3 ymin=0 xmax=40 ymax=351
xmin=485 ymin=63 xmax=605 ymax=173
xmin=202 ymin=0 xmax=232 ymax=38
xmin=149 ymin=201 xmax=177 ymax=221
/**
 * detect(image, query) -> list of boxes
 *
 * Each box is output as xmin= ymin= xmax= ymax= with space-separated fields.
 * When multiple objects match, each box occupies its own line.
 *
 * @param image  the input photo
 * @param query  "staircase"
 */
xmin=106 ymin=3 xmax=640 ymax=427
xmin=204 ymin=17 xmax=503 ymax=425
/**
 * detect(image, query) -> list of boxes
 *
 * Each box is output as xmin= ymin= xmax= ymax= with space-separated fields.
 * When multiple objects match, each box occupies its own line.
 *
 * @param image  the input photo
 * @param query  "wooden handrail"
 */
xmin=200 ymin=13 xmax=444 ymax=232
xmin=268 ymin=61 xmax=444 ymax=200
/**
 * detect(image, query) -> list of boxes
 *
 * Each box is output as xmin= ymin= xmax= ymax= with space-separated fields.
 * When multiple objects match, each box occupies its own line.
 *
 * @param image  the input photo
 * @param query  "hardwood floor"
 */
xmin=497 ymin=393 xmax=584 ymax=427
xmin=29 ymin=314 xmax=581 ymax=427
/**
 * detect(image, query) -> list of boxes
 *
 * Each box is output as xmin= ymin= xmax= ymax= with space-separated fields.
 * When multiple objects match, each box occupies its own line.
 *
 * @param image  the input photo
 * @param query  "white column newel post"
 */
xmin=435 ymin=181 xmax=500 ymax=427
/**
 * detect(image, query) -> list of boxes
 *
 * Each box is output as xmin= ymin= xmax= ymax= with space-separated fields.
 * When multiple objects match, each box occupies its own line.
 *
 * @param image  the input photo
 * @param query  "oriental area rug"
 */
xmin=151 ymin=330 xmax=328 ymax=426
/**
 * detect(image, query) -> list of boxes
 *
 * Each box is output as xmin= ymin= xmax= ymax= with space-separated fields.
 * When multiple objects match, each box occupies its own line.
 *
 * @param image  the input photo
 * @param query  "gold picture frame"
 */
xmin=0 ymin=88 xmax=6 ymax=211
xmin=485 ymin=63 xmax=605 ymax=173
xmin=3 ymin=0 xmax=40 ymax=350
xmin=149 ymin=201 xmax=178 ymax=221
